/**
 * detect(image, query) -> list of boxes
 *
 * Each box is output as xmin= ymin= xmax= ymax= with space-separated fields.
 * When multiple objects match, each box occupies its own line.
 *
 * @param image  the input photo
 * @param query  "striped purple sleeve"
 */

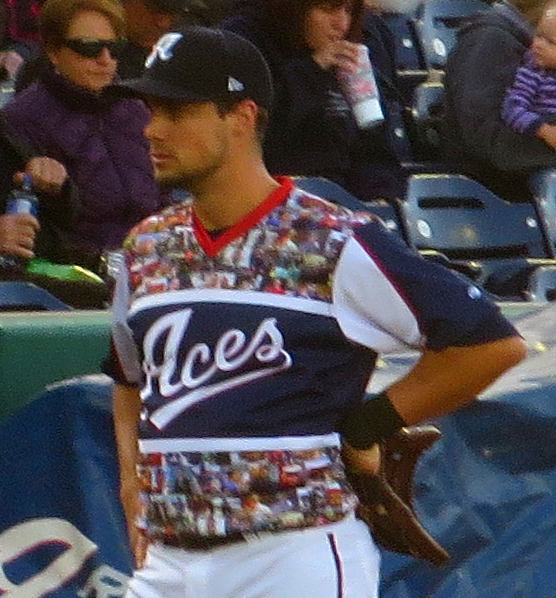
xmin=502 ymin=52 xmax=545 ymax=134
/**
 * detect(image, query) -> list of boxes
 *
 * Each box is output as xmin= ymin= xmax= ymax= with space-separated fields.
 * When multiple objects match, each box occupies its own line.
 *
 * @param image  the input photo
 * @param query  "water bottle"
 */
xmin=6 ymin=174 xmax=39 ymax=216
xmin=336 ymin=44 xmax=385 ymax=129
xmin=0 ymin=174 xmax=39 ymax=273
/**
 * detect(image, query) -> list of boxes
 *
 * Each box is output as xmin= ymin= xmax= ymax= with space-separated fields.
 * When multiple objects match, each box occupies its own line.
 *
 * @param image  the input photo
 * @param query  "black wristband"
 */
xmin=340 ymin=391 xmax=407 ymax=450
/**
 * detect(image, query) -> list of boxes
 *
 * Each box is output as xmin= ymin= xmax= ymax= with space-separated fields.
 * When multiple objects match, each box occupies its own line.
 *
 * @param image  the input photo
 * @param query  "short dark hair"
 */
xmin=40 ymin=0 xmax=126 ymax=49
xmin=215 ymin=100 xmax=270 ymax=143
xmin=263 ymin=0 xmax=364 ymax=51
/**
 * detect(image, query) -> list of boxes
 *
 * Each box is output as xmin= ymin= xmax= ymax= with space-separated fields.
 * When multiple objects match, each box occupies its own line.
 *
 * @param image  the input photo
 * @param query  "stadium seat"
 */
xmin=0 ymin=281 xmax=71 ymax=311
xmin=404 ymin=174 xmax=556 ymax=299
xmin=410 ymin=80 xmax=445 ymax=161
xmin=381 ymin=9 xmax=429 ymax=106
xmin=382 ymin=9 xmax=425 ymax=72
xmin=405 ymin=174 xmax=552 ymax=258
xmin=524 ymin=265 xmax=556 ymax=301
xmin=413 ymin=0 xmax=492 ymax=70
xmin=530 ymin=168 xmax=556 ymax=247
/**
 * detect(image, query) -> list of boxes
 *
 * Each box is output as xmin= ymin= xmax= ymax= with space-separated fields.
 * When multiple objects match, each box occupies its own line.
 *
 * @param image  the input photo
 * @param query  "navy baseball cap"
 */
xmin=113 ymin=26 xmax=273 ymax=109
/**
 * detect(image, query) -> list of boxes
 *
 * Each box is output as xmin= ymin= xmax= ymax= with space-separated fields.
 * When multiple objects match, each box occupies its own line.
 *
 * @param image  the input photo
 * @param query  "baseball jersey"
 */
xmin=107 ymin=176 xmax=516 ymax=544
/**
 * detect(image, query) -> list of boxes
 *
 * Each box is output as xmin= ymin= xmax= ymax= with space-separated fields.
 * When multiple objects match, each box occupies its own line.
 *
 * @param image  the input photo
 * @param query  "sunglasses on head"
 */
xmin=64 ymin=38 xmax=126 ymax=59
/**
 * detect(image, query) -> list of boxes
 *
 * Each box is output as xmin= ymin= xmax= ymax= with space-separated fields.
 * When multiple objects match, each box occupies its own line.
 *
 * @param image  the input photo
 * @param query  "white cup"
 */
xmin=337 ymin=44 xmax=384 ymax=129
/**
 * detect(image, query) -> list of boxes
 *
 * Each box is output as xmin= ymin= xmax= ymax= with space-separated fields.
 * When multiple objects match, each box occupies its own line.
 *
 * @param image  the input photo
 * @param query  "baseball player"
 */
xmin=105 ymin=27 xmax=526 ymax=598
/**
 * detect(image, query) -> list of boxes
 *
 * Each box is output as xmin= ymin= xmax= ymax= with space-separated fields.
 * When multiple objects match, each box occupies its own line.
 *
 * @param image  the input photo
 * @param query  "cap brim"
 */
xmin=109 ymin=77 xmax=214 ymax=103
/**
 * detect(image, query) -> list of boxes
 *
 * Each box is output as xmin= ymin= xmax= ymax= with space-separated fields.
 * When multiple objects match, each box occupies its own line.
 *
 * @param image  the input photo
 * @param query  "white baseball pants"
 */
xmin=125 ymin=517 xmax=380 ymax=598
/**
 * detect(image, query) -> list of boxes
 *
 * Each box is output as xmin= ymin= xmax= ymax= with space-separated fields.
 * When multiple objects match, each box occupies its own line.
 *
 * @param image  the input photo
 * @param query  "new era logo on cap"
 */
xmin=228 ymin=77 xmax=245 ymax=92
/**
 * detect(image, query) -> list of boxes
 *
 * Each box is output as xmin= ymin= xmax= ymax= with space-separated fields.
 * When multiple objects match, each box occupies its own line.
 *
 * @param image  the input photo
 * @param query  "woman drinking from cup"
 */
xmin=222 ymin=0 xmax=409 ymax=202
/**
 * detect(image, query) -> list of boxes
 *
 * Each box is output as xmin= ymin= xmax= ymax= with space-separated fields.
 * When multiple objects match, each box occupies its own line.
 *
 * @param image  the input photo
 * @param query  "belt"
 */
xmin=160 ymin=531 xmax=256 ymax=551
xmin=156 ymin=516 xmax=354 ymax=551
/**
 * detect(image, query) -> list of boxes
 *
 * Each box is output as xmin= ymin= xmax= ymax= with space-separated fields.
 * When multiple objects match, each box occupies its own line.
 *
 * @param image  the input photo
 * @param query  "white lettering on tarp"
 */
xmin=77 ymin=565 xmax=130 ymax=598
xmin=141 ymin=310 xmax=293 ymax=428
xmin=0 ymin=518 xmax=97 ymax=598
xmin=0 ymin=518 xmax=129 ymax=598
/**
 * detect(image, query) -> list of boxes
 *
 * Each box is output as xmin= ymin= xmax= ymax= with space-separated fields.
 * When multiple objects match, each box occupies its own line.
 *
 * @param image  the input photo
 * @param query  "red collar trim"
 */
xmin=192 ymin=176 xmax=294 ymax=257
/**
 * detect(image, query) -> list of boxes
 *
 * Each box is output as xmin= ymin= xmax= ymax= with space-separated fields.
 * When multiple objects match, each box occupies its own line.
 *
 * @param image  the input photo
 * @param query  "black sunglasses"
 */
xmin=64 ymin=38 xmax=127 ymax=59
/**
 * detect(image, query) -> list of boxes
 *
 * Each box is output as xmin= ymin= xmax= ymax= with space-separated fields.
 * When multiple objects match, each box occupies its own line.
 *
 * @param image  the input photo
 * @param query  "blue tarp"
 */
xmin=0 ymin=375 xmax=132 ymax=597
xmin=379 ymin=302 xmax=556 ymax=598
xmin=0 ymin=303 xmax=555 ymax=597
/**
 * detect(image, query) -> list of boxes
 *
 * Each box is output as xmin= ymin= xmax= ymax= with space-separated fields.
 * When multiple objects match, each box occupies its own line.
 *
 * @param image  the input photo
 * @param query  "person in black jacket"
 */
xmin=119 ymin=0 xmax=233 ymax=79
xmin=221 ymin=0 xmax=410 ymax=202
xmin=444 ymin=0 xmax=556 ymax=202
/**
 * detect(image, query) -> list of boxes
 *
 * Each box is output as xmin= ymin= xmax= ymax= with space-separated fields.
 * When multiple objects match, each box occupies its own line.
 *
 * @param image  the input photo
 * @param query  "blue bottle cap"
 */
xmin=21 ymin=173 xmax=33 ymax=191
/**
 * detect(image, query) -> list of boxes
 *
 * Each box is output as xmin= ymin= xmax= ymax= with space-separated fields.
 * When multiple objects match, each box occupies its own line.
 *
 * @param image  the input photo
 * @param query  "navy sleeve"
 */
xmin=351 ymin=221 xmax=518 ymax=350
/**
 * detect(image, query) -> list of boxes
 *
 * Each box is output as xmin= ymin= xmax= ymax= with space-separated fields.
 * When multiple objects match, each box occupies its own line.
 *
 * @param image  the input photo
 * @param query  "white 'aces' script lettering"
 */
xmin=141 ymin=309 xmax=292 ymax=429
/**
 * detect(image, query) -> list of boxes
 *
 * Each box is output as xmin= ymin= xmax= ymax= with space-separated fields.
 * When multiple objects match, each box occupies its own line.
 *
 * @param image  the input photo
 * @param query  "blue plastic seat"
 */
xmin=410 ymin=81 xmax=445 ymax=161
xmin=0 ymin=281 xmax=71 ymax=311
xmin=404 ymin=174 xmax=556 ymax=299
xmin=382 ymin=9 xmax=425 ymax=71
xmin=413 ymin=0 xmax=492 ymax=70
xmin=530 ymin=168 xmax=556 ymax=248
xmin=405 ymin=174 xmax=553 ymax=258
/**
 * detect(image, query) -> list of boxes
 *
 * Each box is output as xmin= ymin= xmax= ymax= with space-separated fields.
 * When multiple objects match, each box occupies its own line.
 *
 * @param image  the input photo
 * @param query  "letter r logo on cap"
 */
xmin=145 ymin=33 xmax=183 ymax=68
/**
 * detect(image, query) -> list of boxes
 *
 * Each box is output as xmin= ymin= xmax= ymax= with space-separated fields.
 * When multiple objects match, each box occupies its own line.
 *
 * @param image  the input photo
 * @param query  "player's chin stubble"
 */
xmin=155 ymin=159 xmax=224 ymax=193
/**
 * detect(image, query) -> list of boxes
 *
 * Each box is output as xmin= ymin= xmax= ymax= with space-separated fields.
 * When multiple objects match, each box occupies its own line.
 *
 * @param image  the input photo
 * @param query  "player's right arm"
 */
xmin=334 ymin=220 xmax=525 ymax=456
xmin=113 ymin=383 xmax=146 ymax=568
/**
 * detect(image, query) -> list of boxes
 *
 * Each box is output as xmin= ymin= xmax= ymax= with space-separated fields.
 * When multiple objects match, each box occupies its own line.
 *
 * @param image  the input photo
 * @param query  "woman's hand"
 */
xmin=13 ymin=157 xmax=68 ymax=195
xmin=0 ymin=51 xmax=24 ymax=79
xmin=312 ymin=39 xmax=361 ymax=71
xmin=0 ymin=213 xmax=40 ymax=258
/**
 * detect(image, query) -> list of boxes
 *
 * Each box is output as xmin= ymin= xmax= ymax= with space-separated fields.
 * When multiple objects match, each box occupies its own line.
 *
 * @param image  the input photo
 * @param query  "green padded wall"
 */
xmin=0 ymin=302 xmax=542 ymax=426
xmin=0 ymin=310 xmax=111 ymax=423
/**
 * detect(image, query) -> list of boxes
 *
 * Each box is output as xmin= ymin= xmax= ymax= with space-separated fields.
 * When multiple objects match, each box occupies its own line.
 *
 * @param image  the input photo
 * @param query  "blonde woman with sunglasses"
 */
xmin=1 ymin=0 xmax=171 ymax=272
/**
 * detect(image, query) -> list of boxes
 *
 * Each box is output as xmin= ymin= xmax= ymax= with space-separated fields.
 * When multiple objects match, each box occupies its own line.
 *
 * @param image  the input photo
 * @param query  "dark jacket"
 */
xmin=0 ymin=115 xmax=87 ymax=265
xmin=443 ymin=1 xmax=556 ymax=200
xmin=2 ymin=69 xmax=169 ymax=253
xmin=221 ymin=0 xmax=409 ymax=200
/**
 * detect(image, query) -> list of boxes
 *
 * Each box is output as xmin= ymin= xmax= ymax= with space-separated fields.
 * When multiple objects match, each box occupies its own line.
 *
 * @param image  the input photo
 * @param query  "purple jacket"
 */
xmin=502 ymin=50 xmax=556 ymax=134
xmin=2 ymin=69 xmax=170 ymax=252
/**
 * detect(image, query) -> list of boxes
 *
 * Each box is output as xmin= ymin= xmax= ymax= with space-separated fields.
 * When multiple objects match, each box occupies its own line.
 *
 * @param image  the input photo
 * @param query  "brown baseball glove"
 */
xmin=346 ymin=425 xmax=450 ymax=566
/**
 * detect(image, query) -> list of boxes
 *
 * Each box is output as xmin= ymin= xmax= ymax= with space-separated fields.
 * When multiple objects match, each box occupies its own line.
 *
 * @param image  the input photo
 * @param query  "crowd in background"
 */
xmin=1 ymin=0 xmax=556 ymax=308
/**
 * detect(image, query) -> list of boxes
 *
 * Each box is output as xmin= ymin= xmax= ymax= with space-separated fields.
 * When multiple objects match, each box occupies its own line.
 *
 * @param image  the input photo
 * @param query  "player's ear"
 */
xmin=228 ymin=99 xmax=259 ymax=138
